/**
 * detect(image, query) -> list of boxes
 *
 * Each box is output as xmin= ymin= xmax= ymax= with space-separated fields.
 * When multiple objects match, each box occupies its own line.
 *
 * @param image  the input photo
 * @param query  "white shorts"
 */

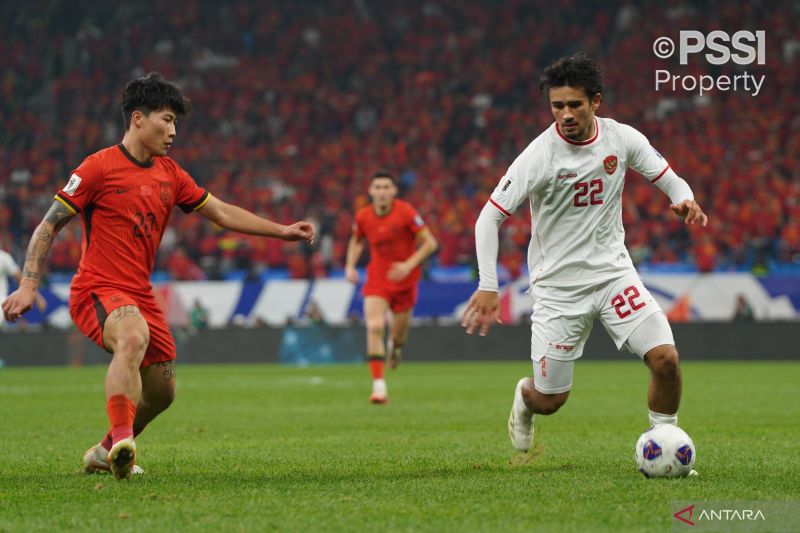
xmin=529 ymin=272 xmax=675 ymax=394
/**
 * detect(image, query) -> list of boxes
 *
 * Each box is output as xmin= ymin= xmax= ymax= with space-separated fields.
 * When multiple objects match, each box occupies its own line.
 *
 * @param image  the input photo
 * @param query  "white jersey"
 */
xmin=489 ymin=116 xmax=674 ymax=287
xmin=0 ymin=249 xmax=20 ymax=312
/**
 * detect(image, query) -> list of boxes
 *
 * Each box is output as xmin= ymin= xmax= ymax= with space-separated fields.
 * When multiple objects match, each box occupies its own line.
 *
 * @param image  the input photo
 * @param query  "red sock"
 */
xmin=106 ymin=395 xmax=136 ymax=445
xmin=101 ymin=422 xmax=144 ymax=451
xmin=368 ymin=355 xmax=385 ymax=380
xmin=100 ymin=432 xmax=112 ymax=451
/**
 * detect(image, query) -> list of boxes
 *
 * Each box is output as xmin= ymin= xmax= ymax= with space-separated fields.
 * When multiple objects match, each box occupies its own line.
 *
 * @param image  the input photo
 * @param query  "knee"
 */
xmin=647 ymin=345 xmax=679 ymax=377
xmin=116 ymin=328 xmax=150 ymax=353
xmin=366 ymin=320 xmax=385 ymax=338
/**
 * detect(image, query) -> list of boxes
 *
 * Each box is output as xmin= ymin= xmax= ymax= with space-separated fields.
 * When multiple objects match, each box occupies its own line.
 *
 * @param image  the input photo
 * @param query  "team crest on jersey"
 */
xmin=603 ymin=155 xmax=618 ymax=175
xmin=159 ymin=183 xmax=172 ymax=205
xmin=63 ymin=174 xmax=82 ymax=196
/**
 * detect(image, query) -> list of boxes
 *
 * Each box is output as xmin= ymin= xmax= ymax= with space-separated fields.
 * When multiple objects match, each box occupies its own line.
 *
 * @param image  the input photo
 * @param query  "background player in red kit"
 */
xmin=2 ymin=73 xmax=315 ymax=480
xmin=345 ymin=173 xmax=437 ymax=403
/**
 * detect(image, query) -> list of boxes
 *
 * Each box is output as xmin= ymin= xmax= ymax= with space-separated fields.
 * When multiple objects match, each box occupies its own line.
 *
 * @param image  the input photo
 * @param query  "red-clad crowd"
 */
xmin=1 ymin=1 xmax=798 ymax=280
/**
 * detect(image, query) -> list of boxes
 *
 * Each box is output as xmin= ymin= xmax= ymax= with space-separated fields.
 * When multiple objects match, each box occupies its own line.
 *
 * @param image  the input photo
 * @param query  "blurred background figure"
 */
xmin=733 ymin=294 xmax=756 ymax=322
xmin=190 ymin=298 xmax=210 ymax=330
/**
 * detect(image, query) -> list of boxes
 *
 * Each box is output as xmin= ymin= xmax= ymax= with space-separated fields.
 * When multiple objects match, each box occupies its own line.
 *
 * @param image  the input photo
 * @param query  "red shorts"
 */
xmin=362 ymin=284 xmax=418 ymax=313
xmin=69 ymin=287 xmax=176 ymax=367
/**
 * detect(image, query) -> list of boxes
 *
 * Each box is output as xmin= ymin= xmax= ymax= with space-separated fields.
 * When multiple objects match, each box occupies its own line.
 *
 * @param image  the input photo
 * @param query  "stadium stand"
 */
xmin=1 ymin=0 xmax=797 ymax=280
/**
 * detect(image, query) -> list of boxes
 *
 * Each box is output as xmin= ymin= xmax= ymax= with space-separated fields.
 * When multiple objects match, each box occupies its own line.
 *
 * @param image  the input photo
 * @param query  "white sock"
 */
xmin=649 ymin=409 xmax=677 ymax=427
xmin=514 ymin=378 xmax=532 ymax=416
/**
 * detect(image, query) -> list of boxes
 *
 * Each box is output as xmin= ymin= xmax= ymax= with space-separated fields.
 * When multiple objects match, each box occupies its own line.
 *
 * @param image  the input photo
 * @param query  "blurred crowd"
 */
xmin=1 ymin=0 xmax=798 ymax=281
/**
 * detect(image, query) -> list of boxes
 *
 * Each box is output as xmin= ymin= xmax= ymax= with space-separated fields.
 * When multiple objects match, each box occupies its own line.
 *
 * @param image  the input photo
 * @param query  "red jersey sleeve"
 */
xmin=169 ymin=159 xmax=210 ymax=213
xmin=405 ymin=203 xmax=426 ymax=234
xmin=55 ymin=155 xmax=104 ymax=214
xmin=353 ymin=209 xmax=366 ymax=239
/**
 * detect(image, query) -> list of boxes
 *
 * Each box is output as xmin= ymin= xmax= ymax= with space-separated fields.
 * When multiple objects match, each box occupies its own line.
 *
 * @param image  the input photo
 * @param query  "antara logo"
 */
xmin=674 ymin=505 xmax=695 ymax=526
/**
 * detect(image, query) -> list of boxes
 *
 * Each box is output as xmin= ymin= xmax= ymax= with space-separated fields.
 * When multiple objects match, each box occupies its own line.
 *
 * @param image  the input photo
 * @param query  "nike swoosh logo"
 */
xmin=115 ymin=188 xmax=131 ymax=194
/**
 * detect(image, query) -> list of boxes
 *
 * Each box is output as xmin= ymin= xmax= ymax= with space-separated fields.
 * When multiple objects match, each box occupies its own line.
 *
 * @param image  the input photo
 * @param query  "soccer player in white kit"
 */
xmin=461 ymin=53 xmax=708 ymax=453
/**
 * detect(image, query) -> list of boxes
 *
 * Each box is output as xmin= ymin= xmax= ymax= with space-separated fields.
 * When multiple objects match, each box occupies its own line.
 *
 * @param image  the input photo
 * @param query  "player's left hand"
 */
xmin=461 ymin=289 xmax=502 ymax=336
xmin=281 ymin=221 xmax=316 ymax=244
xmin=670 ymin=200 xmax=708 ymax=226
xmin=387 ymin=261 xmax=412 ymax=281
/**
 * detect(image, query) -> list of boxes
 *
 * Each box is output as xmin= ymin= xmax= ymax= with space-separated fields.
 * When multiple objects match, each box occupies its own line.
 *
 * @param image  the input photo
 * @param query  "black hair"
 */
xmin=539 ymin=53 xmax=603 ymax=100
xmin=370 ymin=171 xmax=396 ymax=185
xmin=121 ymin=72 xmax=191 ymax=130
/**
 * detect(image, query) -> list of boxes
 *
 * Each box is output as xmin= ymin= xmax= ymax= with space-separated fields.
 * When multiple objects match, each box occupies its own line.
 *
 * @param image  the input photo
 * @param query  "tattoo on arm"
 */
xmin=44 ymin=201 xmax=75 ymax=231
xmin=158 ymin=360 xmax=176 ymax=382
xmin=21 ymin=202 xmax=75 ymax=284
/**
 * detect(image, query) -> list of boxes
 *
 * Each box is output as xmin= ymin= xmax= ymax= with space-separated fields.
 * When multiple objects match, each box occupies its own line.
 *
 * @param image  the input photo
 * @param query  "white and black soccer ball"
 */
xmin=635 ymin=424 xmax=696 ymax=478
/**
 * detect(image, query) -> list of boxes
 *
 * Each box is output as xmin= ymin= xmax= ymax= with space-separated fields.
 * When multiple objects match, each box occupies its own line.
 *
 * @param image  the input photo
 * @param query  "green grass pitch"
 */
xmin=1 ymin=361 xmax=798 ymax=532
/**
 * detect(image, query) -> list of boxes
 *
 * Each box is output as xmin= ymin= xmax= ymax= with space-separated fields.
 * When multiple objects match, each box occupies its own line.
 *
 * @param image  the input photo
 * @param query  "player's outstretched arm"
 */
xmin=197 ymin=196 xmax=315 ymax=244
xmin=2 ymin=201 xmax=73 ymax=321
xmin=344 ymin=235 xmax=364 ymax=284
xmin=387 ymin=227 xmax=438 ymax=281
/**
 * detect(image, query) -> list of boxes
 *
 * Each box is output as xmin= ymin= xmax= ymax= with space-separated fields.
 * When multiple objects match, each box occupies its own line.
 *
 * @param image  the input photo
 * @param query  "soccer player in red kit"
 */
xmin=345 ymin=173 xmax=437 ymax=403
xmin=2 ymin=73 xmax=315 ymax=480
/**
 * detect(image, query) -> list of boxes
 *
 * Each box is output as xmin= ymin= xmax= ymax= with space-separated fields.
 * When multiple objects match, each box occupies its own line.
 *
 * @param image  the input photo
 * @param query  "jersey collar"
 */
xmin=117 ymin=144 xmax=155 ymax=168
xmin=555 ymin=117 xmax=599 ymax=146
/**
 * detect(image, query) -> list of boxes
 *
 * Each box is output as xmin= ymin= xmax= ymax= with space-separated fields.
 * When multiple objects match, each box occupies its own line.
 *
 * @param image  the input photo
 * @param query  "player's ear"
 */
xmin=591 ymin=93 xmax=602 ymax=112
xmin=131 ymin=110 xmax=144 ymax=128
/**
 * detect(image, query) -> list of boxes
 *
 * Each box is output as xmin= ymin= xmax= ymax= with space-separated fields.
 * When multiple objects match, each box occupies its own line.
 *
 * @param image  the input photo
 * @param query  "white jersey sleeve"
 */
xmin=623 ymin=125 xmax=671 ymax=183
xmin=623 ymin=124 xmax=694 ymax=203
xmin=489 ymin=132 xmax=551 ymax=216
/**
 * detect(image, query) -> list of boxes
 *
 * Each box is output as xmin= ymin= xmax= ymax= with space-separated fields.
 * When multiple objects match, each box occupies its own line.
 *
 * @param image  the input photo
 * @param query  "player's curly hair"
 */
xmin=539 ymin=53 xmax=603 ymax=100
xmin=121 ymin=72 xmax=191 ymax=130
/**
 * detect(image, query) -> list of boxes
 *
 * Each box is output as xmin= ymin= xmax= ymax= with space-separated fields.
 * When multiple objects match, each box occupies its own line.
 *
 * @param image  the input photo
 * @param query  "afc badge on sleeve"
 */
xmin=63 ymin=174 xmax=82 ymax=196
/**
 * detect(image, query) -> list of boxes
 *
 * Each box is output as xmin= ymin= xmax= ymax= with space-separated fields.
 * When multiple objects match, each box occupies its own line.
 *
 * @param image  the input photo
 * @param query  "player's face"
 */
xmin=136 ymin=109 xmax=178 ymax=156
xmin=548 ymin=86 xmax=601 ymax=141
xmin=368 ymin=178 xmax=397 ymax=208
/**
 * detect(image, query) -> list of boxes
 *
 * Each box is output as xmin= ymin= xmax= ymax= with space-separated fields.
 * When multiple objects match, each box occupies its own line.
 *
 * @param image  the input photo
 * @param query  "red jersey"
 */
xmin=55 ymin=144 xmax=208 ymax=295
xmin=353 ymin=199 xmax=426 ymax=290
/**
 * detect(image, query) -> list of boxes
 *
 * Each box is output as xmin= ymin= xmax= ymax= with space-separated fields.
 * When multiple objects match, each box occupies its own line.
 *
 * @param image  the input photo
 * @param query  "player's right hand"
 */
xmin=461 ymin=289 xmax=502 ymax=336
xmin=345 ymin=266 xmax=359 ymax=284
xmin=2 ymin=287 xmax=37 ymax=322
xmin=281 ymin=221 xmax=316 ymax=244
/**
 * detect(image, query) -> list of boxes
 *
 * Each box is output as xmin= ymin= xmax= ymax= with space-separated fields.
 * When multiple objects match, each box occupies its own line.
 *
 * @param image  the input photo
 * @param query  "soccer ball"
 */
xmin=635 ymin=424 xmax=696 ymax=478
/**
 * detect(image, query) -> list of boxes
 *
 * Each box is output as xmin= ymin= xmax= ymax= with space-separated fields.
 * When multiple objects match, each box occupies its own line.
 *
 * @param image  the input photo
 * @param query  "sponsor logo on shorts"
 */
xmin=555 ymin=344 xmax=574 ymax=351
xmin=540 ymin=357 xmax=547 ymax=377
